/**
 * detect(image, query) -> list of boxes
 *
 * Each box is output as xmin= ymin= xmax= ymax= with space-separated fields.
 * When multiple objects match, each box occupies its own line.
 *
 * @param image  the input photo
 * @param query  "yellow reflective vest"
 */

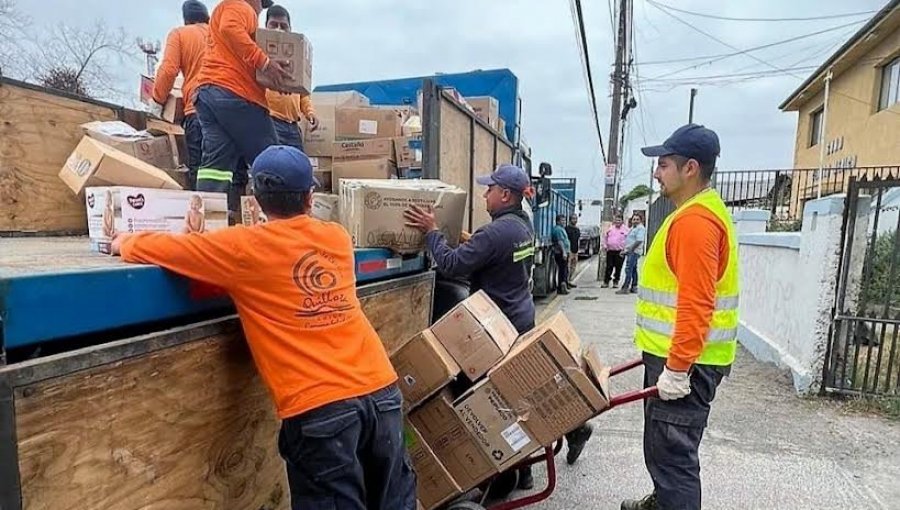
xmin=634 ymin=188 xmax=739 ymax=366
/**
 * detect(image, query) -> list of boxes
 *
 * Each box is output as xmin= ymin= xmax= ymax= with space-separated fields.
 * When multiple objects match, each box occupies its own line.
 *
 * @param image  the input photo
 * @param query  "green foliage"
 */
xmin=861 ymin=229 xmax=900 ymax=307
xmin=619 ymin=184 xmax=652 ymax=206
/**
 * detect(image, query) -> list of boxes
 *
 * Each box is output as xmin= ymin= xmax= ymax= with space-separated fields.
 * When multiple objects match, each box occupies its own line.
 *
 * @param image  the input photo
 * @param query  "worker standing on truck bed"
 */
xmin=264 ymin=5 xmax=319 ymax=150
xmin=404 ymin=163 xmax=594 ymax=492
xmin=150 ymin=0 xmax=210 ymax=190
xmin=194 ymin=0 xmax=292 ymax=221
xmin=111 ymin=146 xmax=416 ymax=510
xmin=621 ymin=124 xmax=739 ymax=510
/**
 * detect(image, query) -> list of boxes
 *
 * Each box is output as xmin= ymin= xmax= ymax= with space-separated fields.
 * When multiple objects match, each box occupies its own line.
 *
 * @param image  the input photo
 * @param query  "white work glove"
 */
xmin=656 ymin=367 xmax=691 ymax=401
xmin=148 ymin=101 xmax=164 ymax=119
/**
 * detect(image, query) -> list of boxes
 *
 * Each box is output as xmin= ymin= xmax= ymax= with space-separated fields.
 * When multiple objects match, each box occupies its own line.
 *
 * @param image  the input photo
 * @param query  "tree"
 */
xmin=32 ymin=20 xmax=135 ymax=98
xmin=619 ymin=184 xmax=652 ymax=206
xmin=0 ymin=0 xmax=27 ymax=76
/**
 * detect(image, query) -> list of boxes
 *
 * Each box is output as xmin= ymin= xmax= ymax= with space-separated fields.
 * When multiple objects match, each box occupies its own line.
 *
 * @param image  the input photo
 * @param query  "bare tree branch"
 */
xmin=0 ymin=0 xmax=29 ymax=76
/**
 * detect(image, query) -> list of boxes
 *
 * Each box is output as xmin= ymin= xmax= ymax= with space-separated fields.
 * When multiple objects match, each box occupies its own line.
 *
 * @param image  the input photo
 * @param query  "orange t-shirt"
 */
xmin=152 ymin=23 xmax=209 ymax=115
xmin=266 ymin=90 xmax=315 ymax=123
xmin=120 ymin=215 xmax=397 ymax=418
xmin=665 ymin=204 xmax=729 ymax=371
xmin=196 ymin=0 xmax=269 ymax=109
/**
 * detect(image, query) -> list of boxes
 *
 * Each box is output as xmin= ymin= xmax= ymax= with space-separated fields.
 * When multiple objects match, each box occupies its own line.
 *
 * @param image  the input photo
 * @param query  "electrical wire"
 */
xmin=570 ymin=0 xmax=608 ymax=164
xmin=645 ymin=1 xmax=877 ymax=23
xmin=638 ymin=19 xmax=866 ymax=67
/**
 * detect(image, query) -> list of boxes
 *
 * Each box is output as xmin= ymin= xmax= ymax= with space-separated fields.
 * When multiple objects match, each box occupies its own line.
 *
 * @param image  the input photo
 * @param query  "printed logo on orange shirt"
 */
xmin=292 ymin=250 xmax=354 ymax=328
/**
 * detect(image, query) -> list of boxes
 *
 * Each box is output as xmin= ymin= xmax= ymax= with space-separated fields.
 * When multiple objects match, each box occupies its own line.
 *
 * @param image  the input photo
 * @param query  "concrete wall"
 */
xmin=736 ymin=196 xmax=869 ymax=393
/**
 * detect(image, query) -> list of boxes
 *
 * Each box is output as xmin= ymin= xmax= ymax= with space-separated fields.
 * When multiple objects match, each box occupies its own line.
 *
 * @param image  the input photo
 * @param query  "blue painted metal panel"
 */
xmin=315 ymin=69 xmax=519 ymax=141
xmin=1 ymin=248 xmax=426 ymax=350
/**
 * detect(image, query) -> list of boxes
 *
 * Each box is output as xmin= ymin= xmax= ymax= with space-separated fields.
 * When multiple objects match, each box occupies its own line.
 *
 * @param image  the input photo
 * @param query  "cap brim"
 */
xmin=475 ymin=175 xmax=496 ymax=187
xmin=641 ymin=145 xmax=675 ymax=157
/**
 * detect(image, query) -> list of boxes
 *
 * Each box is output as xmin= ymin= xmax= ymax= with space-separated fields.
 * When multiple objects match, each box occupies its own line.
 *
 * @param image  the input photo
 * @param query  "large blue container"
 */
xmin=315 ymin=69 xmax=519 ymax=142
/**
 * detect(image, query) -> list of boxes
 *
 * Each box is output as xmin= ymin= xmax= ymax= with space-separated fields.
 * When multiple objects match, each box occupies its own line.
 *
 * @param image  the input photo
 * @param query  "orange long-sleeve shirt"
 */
xmin=152 ymin=23 xmax=209 ymax=115
xmin=665 ymin=204 xmax=729 ymax=371
xmin=266 ymin=90 xmax=315 ymax=123
xmin=196 ymin=0 xmax=269 ymax=109
xmin=120 ymin=216 xmax=397 ymax=418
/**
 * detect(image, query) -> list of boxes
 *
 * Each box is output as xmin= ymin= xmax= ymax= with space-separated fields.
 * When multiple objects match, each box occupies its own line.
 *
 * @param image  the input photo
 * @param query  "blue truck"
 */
xmin=528 ymin=166 xmax=577 ymax=297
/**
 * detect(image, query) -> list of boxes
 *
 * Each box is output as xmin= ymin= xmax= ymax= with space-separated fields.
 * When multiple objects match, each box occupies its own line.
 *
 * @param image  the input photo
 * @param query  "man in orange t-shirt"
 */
xmin=111 ymin=146 xmax=416 ymax=510
xmin=622 ymin=125 xmax=733 ymax=510
xmin=193 ymin=0 xmax=292 ymax=222
xmin=150 ymin=1 xmax=210 ymax=190
xmin=264 ymin=5 xmax=319 ymax=150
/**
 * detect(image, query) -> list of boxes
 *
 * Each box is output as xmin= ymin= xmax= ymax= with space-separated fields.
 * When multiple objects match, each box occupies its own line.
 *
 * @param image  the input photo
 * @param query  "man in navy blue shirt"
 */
xmin=405 ymin=163 xmax=594 ymax=490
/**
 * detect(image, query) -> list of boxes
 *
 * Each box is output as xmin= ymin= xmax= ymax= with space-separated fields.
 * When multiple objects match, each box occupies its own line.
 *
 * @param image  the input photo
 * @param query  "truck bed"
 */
xmin=0 ymin=237 xmax=426 ymax=352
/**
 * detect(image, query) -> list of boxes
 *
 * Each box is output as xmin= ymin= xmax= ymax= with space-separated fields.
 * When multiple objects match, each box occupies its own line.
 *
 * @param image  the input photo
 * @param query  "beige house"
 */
xmin=780 ymin=0 xmax=900 ymax=202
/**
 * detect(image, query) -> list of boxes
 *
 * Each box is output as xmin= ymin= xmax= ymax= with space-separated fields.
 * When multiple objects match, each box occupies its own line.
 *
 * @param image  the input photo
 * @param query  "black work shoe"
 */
xmin=621 ymin=493 xmax=658 ymax=510
xmin=517 ymin=469 xmax=534 ymax=490
xmin=615 ymin=288 xmax=630 ymax=295
xmin=601 ymin=283 xmax=610 ymax=288
xmin=566 ymin=423 xmax=594 ymax=465
xmin=567 ymin=281 xmax=578 ymax=288
xmin=558 ymin=287 xmax=570 ymax=295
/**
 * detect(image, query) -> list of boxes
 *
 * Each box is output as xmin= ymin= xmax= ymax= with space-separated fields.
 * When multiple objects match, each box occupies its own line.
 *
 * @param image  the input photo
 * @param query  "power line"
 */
xmin=645 ymin=2 xmax=877 ymax=23
xmin=570 ymin=0 xmax=608 ymax=164
xmin=638 ymin=19 xmax=866 ymax=67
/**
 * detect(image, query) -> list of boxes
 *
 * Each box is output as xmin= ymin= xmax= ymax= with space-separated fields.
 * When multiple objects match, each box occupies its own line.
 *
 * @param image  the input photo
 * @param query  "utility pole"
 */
xmin=598 ymin=0 xmax=630 ymax=281
xmin=688 ymin=88 xmax=698 ymax=123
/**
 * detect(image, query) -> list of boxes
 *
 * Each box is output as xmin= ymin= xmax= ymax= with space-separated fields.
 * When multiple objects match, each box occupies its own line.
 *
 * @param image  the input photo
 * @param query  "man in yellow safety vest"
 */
xmin=621 ymin=124 xmax=739 ymax=510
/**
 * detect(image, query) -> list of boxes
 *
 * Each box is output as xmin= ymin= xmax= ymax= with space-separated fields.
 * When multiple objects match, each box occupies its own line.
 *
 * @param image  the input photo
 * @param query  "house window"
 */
xmin=879 ymin=56 xmax=900 ymax=111
xmin=809 ymin=108 xmax=824 ymax=148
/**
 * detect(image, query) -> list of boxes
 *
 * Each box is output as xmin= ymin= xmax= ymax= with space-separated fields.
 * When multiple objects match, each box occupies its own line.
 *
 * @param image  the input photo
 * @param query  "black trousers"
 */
xmin=278 ymin=384 xmax=417 ymax=510
xmin=182 ymin=113 xmax=203 ymax=191
xmin=642 ymin=353 xmax=725 ymax=510
xmin=554 ymin=250 xmax=569 ymax=290
xmin=604 ymin=250 xmax=624 ymax=284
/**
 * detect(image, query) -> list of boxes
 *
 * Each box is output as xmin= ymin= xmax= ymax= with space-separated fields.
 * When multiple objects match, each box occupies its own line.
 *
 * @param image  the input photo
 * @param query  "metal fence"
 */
xmin=647 ymin=166 xmax=900 ymax=246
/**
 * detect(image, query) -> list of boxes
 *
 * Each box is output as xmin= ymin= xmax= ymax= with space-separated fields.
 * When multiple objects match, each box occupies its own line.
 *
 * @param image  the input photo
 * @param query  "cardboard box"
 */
xmin=331 ymin=158 xmax=397 ymax=194
xmin=391 ymin=330 xmax=460 ymax=410
xmin=466 ymin=96 xmax=499 ymax=129
xmin=310 ymin=156 xmax=333 ymax=172
xmin=405 ymin=423 xmax=462 ymax=510
xmin=139 ymin=75 xmax=155 ymax=105
xmin=409 ymin=390 xmax=497 ymax=491
xmin=311 ymin=193 xmax=339 ymax=223
xmin=81 ymin=121 xmax=178 ymax=170
xmin=339 ymin=179 xmax=466 ymax=254
xmin=430 ymin=291 xmax=518 ymax=380
xmin=255 ymin=28 xmax=313 ymax=95
xmin=60 ymin=137 xmax=182 ymax=195
xmin=162 ymin=89 xmax=185 ymax=125
xmin=455 ymin=380 xmax=539 ymax=469
xmin=333 ymin=138 xmax=395 ymax=161
xmin=240 ymin=196 xmax=268 ymax=226
xmin=335 ymin=107 xmax=403 ymax=140
xmin=86 ymin=187 xmax=227 ymax=253
xmin=304 ymin=92 xmax=370 ymax=156
xmin=394 ymin=135 xmax=423 ymax=169
xmin=488 ymin=312 xmax=610 ymax=446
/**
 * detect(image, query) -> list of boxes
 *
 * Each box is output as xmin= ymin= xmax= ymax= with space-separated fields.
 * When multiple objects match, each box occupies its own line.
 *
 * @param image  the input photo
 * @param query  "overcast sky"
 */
xmin=8 ymin=0 xmax=889 ymax=201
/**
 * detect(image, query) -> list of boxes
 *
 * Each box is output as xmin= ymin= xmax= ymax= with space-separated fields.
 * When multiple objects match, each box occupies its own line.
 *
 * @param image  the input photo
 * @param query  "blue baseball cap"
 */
xmin=476 ymin=164 xmax=531 ymax=194
xmin=641 ymin=123 xmax=720 ymax=165
xmin=251 ymin=145 xmax=318 ymax=193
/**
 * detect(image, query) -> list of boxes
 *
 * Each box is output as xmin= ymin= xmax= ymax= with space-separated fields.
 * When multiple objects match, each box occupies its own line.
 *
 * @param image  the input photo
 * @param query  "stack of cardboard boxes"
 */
xmin=389 ymin=291 xmax=611 ymax=509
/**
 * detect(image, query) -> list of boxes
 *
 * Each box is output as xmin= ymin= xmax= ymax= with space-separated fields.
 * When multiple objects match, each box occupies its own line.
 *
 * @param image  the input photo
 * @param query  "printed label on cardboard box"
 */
xmin=359 ymin=120 xmax=378 ymax=135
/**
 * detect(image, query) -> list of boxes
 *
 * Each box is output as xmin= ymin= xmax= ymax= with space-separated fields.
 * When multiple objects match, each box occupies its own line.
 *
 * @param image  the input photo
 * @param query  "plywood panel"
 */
xmin=15 ymin=327 xmax=288 ymax=510
xmin=12 ymin=275 xmax=433 ymax=510
xmin=497 ymin=142 xmax=513 ymax=166
xmin=472 ymin=127 xmax=497 ymax=231
xmin=360 ymin=276 xmax=434 ymax=354
xmin=439 ymin=102 xmax=473 ymax=230
xmin=0 ymin=81 xmax=119 ymax=234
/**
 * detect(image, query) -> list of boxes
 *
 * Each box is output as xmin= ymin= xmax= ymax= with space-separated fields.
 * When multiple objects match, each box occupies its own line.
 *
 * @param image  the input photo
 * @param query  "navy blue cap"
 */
xmin=251 ymin=145 xmax=318 ymax=193
xmin=182 ymin=0 xmax=209 ymax=24
xmin=476 ymin=164 xmax=530 ymax=193
xmin=641 ymin=124 xmax=720 ymax=165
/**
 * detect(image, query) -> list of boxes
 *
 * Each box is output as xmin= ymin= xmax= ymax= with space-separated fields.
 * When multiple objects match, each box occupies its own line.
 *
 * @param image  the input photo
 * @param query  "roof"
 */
xmin=779 ymin=0 xmax=900 ymax=111
xmin=716 ymin=178 xmax=776 ymax=204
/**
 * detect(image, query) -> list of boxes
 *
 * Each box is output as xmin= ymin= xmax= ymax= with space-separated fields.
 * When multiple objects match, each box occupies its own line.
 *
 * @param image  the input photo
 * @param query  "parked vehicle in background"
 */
xmin=578 ymin=224 xmax=601 ymax=257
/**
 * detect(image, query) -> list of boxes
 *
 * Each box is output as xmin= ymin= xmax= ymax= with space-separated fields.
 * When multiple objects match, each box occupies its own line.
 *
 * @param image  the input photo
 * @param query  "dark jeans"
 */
xmin=278 ymin=384 xmax=416 ymax=510
xmin=621 ymin=252 xmax=639 ymax=290
xmin=642 ymin=353 xmax=725 ymax=510
xmin=553 ymin=249 xmax=569 ymax=291
xmin=195 ymin=84 xmax=277 ymax=219
xmin=604 ymin=250 xmax=624 ymax=285
xmin=273 ymin=117 xmax=305 ymax=151
xmin=182 ymin=113 xmax=203 ymax=191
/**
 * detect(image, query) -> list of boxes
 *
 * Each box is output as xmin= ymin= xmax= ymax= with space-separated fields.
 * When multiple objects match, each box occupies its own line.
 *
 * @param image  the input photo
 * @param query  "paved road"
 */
xmin=513 ymin=258 xmax=900 ymax=510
